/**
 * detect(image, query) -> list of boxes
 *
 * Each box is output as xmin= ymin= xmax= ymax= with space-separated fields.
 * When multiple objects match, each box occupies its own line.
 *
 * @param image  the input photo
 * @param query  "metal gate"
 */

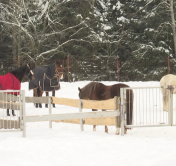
xmin=120 ymin=86 xmax=176 ymax=131
xmin=0 ymin=90 xmax=25 ymax=133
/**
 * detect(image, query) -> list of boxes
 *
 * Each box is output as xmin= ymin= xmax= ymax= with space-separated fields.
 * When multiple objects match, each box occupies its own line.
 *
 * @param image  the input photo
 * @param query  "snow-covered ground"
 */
xmin=0 ymin=81 xmax=176 ymax=166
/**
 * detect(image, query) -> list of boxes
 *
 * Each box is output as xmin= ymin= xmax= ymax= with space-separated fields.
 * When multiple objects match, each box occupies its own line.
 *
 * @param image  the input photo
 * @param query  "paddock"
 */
xmin=24 ymin=96 xmax=122 ymax=137
xmin=0 ymin=90 xmax=122 ymax=137
xmin=1 ymin=84 xmax=176 ymax=137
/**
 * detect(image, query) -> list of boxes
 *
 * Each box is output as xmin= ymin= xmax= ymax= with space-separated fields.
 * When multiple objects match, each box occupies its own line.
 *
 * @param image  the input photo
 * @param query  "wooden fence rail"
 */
xmin=0 ymin=90 xmax=25 ymax=131
xmin=52 ymin=97 xmax=117 ymax=110
xmin=25 ymin=96 xmax=50 ymax=104
xmin=0 ymin=93 xmax=123 ymax=137
xmin=26 ymin=111 xmax=119 ymax=122
xmin=23 ymin=96 xmax=122 ymax=137
xmin=0 ymin=101 xmax=20 ymax=110
xmin=0 ymin=93 xmax=19 ymax=101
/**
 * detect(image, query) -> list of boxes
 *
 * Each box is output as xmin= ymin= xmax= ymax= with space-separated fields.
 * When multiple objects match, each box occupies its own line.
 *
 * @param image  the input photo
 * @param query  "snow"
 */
xmin=1 ymin=81 xmax=176 ymax=166
xmin=117 ymin=16 xmax=130 ymax=23
xmin=115 ymin=1 xmax=122 ymax=10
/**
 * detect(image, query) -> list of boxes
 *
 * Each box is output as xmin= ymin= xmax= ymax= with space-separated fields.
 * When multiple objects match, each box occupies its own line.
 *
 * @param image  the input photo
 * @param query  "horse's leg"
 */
xmin=102 ymin=110 xmax=108 ymax=133
xmin=45 ymin=92 xmax=49 ymax=108
xmin=38 ymin=88 xmax=43 ymax=108
xmin=163 ymin=94 xmax=169 ymax=111
xmin=161 ymin=88 xmax=168 ymax=111
xmin=7 ymin=109 xmax=10 ymax=116
xmin=115 ymin=111 xmax=120 ymax=135
xmin=12 ymin=110 xmax=16 ymax=116
xmin=52 ymin=90 xmax=55 ymax=108
xmin=115 ymin=128 xmax=120 ymax=135
xmin=125 ymin=128 xmax=128 ymax=134
xmin=92 ymin=109 xmax=97 ymax=131
xmin=33 ymin=89 xmax=38 ymax=108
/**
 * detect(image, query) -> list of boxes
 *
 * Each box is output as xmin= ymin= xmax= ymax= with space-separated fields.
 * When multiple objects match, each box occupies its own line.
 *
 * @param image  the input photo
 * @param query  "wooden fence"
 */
xmin=0 ymin=90 xmax=124 ymax=137
xmin=24 ymin=96 xmax=123 ymax=137
xmin=0 ymin=90 xmax=25 ymax=130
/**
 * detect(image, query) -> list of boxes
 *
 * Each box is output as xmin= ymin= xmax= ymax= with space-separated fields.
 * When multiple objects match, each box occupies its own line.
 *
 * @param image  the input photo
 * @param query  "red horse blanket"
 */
xmin=0 ymin=73 xmax=21 ymax=95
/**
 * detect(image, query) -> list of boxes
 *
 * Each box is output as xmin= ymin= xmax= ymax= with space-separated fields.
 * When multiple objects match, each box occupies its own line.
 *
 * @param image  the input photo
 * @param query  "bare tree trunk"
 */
xmin=12 ymin=28 xmax=17 ymax=64
xmin=169 ymin=0 xmax=176 ymax=58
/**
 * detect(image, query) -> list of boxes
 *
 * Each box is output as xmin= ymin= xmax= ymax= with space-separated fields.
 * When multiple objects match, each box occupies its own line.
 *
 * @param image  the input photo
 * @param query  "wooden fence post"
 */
xmin=79 ymin=100 xmax=84 ymax=131
xmin=67 ymin=56 xmax=70 ymax=82
xmin=120 ymin=88 xmax=125 ymax=136
xmin=168 ymin=56 xmax=170 ymax=74
xmin=18 ymin=56 xmax=20 ymax=67
xmin=117 ymin=57 xmax=120 ymax=81
xmin=49 ymin=97 xmax=52 ymax=128
xmin=21 ymin=90 xmax=26 ymax=137
xmin=114 ymin=96 xmax=120 ymax=135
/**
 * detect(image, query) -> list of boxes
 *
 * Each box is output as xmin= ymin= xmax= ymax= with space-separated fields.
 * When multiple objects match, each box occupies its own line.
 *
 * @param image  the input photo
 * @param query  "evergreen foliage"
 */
xmin=0 ymin=0 xmax=175 ymax=81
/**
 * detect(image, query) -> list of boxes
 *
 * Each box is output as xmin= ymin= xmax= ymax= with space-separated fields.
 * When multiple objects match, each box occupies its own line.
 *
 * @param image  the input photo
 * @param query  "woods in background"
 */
xmin=0 ymin=0 xmax=175 ymax=81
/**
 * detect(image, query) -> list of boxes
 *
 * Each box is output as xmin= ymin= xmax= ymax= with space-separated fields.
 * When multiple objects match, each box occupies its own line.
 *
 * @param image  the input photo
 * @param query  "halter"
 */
xmin=27 ymin=64 xmax=34 ymax=76
xmin=55 ymin=63 xmax=63 ymax=79
xmin=167 ymin=85 xmax=174 ymax=94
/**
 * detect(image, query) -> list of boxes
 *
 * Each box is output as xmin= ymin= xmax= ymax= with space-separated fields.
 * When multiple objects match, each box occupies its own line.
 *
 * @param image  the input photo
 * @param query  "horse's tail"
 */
xmin=33 ymin=87 xmax=42 ymax=97
xmin=37 ymin=88 xmax=41 ymax=97
xmin=126 ymin=89 xmax=134 ymax=126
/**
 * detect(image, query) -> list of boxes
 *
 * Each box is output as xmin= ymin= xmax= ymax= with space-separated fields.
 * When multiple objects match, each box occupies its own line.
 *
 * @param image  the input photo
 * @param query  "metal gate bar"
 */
xmin=120 ymin=87 xmax=170 ymax=129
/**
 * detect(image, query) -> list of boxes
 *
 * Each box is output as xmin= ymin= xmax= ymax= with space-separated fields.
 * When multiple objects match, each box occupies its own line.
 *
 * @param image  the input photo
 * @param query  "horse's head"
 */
xmin=78 ymin=87 xmax=82 ymax=99
xmin=78 ymin=82 xmax=95 ymax=99
xmin=78 ymin=82 xmax=97 ymax=100
xmin=55 ymin=60 xmax=64 ymax=80
xmin=26 ymin=63 xmax=34 ymax=80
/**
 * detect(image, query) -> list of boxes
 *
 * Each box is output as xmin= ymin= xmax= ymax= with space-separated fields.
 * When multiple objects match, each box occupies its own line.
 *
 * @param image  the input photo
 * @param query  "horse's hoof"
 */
xmin=105 ymin=126 xmax=108 ymax=133
xmin=105 ymin=130 xmax=108 ymax=133
xmin=7 ymin=114 xmax=10 ymax=116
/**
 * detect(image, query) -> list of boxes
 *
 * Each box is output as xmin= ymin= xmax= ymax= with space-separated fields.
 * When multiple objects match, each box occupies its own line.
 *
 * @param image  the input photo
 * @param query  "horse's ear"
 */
xmin=78 ymin=87 xmax=81 ymax=92
xmin=55 ymin=60 xmax=62 ymax=66
xmin=27 ymin=62 xmax=33 ymax=69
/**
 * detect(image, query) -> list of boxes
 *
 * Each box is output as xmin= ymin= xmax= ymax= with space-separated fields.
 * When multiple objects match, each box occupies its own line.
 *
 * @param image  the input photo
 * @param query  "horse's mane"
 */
xmin=81 ymin=82 xmax=99 ymax=98
xmin=45 ymin=63 xmax=55 ymax=78
xmin=45 ymin=61 xmax=62 ymax=79
xmin=9 ymin=64 xmax=30 ymax=82
xmin=10 ymin=64 xmax=27 ymax=75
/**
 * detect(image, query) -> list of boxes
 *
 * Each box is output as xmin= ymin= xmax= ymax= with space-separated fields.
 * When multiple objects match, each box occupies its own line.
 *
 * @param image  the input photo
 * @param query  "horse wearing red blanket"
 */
xmin=0 ymin=73 xmax=21 ymax=95
xmin=0 ymin=64 xmax=33 ymax=116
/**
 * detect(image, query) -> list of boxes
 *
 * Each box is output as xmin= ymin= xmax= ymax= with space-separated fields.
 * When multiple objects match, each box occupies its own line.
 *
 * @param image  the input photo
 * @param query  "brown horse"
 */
xmin=78 ymin=82 xmax=134 ymax=134
xmin=29 ymin=60 xmax=63 ymax=108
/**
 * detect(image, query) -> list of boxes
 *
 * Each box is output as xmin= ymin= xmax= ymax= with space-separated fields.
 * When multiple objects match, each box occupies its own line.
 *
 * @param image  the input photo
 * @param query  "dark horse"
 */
xmin=78 ymin=82 xmax=134 ymax=134
xmin=29 ymin=60 xmax=63 ymax=108
xmin=0 ymin=63 xmax=33 ymax=116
